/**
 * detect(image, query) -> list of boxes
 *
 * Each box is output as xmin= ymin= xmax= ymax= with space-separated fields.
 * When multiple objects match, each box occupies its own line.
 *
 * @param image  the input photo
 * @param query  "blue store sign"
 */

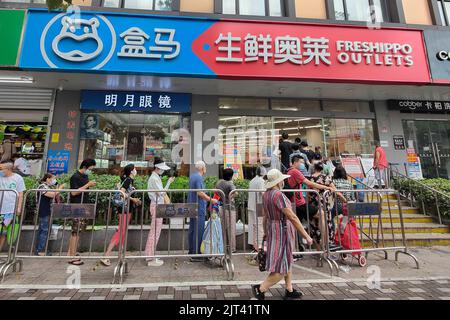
xmin=19 ymin=9 xmax=215 ymax=76
xmin=47 ymin=150 xmax=70 ymax=175
xmin=81 ymin=90 xmax=191 ymax=113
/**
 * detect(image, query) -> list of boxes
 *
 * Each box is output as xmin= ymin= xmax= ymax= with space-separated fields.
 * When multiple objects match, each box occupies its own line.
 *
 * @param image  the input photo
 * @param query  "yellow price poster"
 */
xmin=51 ymin=133 xmax=60 ymax=143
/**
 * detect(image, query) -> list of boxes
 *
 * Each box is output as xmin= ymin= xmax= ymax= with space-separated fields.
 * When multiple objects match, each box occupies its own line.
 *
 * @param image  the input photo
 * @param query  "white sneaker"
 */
xmin=147 ymin=259 xmax=164 ymax=267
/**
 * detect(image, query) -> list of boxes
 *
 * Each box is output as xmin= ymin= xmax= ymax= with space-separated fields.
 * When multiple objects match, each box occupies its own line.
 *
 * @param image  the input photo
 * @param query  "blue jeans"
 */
xmin=188 ymin=212 xmax=205 ymax=255
xmin=374 ymin=168 xmax=387 ymax=188
xmin=35 ymin=216 xmax=50 ymax=254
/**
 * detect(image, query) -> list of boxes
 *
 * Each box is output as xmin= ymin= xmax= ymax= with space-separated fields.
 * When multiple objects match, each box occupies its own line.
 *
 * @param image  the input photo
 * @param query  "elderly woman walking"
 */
xmin=252 ymin=169 xmax=313 ymax=300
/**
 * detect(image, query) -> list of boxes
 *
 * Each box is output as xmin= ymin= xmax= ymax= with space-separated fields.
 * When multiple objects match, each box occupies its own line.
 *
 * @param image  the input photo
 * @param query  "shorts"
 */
xmin=0 ymin=213 xmax=14 ymax=235
xmin=70 ymin=218 xmax=89 ymax=235
xmin=295 ymin=204 xmax=319 ymax=222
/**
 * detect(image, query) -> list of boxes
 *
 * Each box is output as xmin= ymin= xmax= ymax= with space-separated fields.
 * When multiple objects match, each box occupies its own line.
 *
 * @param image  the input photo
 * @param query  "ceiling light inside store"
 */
xmin=220 ymin=117 xmax=242 ymax=121
xmin=0 ymin=76 xmax=34 ymax=84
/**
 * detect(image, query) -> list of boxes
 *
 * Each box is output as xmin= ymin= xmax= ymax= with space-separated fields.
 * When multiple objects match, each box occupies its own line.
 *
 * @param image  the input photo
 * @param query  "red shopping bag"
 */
xmin=335 ymin=216 xmax=362 ymax=256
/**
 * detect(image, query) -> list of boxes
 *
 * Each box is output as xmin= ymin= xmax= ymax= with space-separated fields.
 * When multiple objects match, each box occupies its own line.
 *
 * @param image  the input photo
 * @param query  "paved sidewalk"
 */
xmin=1 ymin=246 xmax=450 ymax=286
xmin=1 ymin=246 xmax=450 ymax=300
xmin=1 ymin=279 xmax=450 ymax=300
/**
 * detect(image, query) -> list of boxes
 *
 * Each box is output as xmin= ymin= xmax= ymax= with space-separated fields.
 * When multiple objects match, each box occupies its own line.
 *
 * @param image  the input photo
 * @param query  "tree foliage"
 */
xmin=46 ymin=0 xmax=73 ymax=11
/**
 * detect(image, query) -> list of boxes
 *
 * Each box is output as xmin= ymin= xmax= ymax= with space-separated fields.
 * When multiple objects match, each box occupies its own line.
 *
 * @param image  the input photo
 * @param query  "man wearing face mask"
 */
xmin=145 ymin=157 xmax=175 ymax=267
xmin=67 ymin=159 xmax=97 ymax=266
xmin=0 ymin=160 xmax=25 ymax=252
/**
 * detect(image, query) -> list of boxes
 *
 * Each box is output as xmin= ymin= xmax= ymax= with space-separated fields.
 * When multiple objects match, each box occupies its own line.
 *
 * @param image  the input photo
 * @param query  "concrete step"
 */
xmin=381 ymin=207 xmax=419 ymax=214
xmin=361 ymin=222 xmax=450 ymax=234
xmin=361 ymin=232 xmax=450 ymax=247
xmin=360 ymin=214 xmax=434 ymax=223
xmin=383 ymin=201 xmax=411 ymax=207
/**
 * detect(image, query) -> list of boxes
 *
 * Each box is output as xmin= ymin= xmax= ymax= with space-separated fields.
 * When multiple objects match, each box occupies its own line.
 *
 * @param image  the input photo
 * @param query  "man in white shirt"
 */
xmin=0 ymin=160 xmax=26 ymax=251
xmin=144 ymin=157 xmax=174 ymax=267
xmin=247 ymin=166 xmax=267 ymax=253
xmin=12 ymin=154 xmax=31 ymax=177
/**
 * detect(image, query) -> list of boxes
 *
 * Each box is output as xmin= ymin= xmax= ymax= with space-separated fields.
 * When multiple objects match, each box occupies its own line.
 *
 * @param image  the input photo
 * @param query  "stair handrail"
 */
xmin=389 ymin=166 xmax=450 ymax=225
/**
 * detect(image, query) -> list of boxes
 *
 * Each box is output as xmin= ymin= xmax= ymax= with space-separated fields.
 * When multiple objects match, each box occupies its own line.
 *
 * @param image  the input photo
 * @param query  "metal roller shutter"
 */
xmin=0 ymin=87 xmax=54 ymax=122
xmin=0 ymin=87 xmax=54 ymax=110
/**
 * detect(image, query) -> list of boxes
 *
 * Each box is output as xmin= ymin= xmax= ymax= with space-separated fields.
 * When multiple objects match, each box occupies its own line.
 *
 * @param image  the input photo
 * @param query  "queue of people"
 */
xmin=0 ymin=146 xmax=359 ymax=300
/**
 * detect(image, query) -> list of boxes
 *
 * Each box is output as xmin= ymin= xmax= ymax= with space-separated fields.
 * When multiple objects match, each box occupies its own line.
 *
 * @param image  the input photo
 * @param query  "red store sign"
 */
xmin=193 ymin=21 xmax=430 ymax=84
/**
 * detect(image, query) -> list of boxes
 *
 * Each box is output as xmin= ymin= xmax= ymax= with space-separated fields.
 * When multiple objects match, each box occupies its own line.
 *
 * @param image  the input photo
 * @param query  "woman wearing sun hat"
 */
xmin=252 ymin=169 xmax=313 ymax=300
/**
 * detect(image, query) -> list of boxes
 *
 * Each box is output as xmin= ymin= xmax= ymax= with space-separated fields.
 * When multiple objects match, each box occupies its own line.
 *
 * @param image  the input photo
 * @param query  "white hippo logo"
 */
xmin=52 ymin=16 xmax=104 ymax=62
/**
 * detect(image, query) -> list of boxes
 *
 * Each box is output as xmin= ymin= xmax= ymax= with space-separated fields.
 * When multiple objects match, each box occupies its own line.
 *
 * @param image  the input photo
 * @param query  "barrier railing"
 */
xmin=112 ymin=189 xmax=233 ymax=284
xmin=229 ymin=189 xmax=334 ymax=276
xmin=324 ymin=189 xmax=419 ymax=276
xmin=1 ymin=189 xmax=126 ymax=282
xmin=0 ymin=186 xmax=421 ymax=284
xmin=0 ymin=189 xmax=20 ymax=279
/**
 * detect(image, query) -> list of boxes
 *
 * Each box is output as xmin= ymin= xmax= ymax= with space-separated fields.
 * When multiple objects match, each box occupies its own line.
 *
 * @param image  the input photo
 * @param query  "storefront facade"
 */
xmin=5 ymin=7 xmax=450 ymax=180
xmin=0 ymin=9 xmax=54 ymax=177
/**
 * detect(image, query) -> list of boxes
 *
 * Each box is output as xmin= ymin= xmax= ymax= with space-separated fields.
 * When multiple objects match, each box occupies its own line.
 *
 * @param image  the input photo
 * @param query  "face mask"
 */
xmin=85 ymin=169 xmax=92 ymax=175
xmin=50 ymin=179 xmax=57 ymax=186
xmin=299 ymin=163 xmax=306 ymax=171
xmin=131 ymin=169 xmax=137 ymax=176
xmin=0 ymin=171 xmax=4 ymax=178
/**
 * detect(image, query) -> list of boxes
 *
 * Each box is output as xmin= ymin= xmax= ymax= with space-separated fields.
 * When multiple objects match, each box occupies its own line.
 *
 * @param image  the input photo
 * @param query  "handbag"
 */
xmin=113 ymin=179 xmax=128 ymax=208
xmin=163 ymin=193 xmax=171 ymax=204
xmin=257 ymin=238 xmax=267 ymax=272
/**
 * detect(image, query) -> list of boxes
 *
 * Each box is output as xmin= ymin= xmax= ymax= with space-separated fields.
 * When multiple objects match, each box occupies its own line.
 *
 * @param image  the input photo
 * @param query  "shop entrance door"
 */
xmin=403 ymin=120 xmax=450 ymax=179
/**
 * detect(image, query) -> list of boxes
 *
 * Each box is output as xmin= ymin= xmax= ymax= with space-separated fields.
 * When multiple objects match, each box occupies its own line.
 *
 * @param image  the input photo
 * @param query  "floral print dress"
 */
xmin=308 ymin=174 xmax=335 ymax=244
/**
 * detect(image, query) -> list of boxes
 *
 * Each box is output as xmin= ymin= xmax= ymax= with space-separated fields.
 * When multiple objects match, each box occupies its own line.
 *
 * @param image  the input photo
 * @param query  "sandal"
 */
xmin=100 ymin=259 xmax=111 ymax=267
xmin=68 ymin=259 xmax=84 ymax=266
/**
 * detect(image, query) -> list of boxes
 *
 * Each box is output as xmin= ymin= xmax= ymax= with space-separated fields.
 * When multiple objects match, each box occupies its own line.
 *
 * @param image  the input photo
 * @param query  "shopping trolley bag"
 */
xmin=201 ymin=194 xmax=224 ymax=255
xmin=334 ymin=216 xmax=362 ymax=256
xmin=201 ymin=212 xmax=224 ymax=255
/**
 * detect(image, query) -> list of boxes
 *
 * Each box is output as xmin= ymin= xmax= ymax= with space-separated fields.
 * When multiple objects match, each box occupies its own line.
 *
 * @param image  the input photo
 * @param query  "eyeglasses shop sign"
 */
xmin=81 ymin=90 xmax=191 ymax=113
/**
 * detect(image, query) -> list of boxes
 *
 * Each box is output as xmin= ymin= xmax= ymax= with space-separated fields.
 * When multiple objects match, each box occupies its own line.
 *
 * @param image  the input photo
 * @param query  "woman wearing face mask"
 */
xmin=252 ymin=169 xmax=313 ymax=301
xmin=145 ymin=157 xmax=175 ymax=267
xmin=100 ymin=164 xmax=141 ymax=266
xmin=35 ymin=173 xmax=65 ymax=256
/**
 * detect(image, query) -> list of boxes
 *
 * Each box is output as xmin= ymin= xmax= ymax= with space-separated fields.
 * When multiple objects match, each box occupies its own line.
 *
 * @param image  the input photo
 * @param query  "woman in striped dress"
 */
xmin=252 ymin=169 xmax=313 ymax=300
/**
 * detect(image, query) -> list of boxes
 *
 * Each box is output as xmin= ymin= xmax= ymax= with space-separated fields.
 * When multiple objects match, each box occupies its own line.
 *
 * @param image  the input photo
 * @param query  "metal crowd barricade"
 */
xmin=0 ymin=189 xmax=20 ymax=279
xmin=324 ymin=189 xmax=419 ymax=276
xmin=229 ymin=189 xmax=334 ymax=276
xmin=1 ymin=188 xmax=126 ymax=282
xmin=112 ymin=189 xmax=233 ymax=284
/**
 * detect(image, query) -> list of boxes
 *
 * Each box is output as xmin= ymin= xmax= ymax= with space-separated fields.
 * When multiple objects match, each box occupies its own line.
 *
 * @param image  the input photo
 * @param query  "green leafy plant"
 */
xmin=392 ymin=177 xmax=450 ymax=218
xmin=22 ymin=173 xmax=241 ymax=225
